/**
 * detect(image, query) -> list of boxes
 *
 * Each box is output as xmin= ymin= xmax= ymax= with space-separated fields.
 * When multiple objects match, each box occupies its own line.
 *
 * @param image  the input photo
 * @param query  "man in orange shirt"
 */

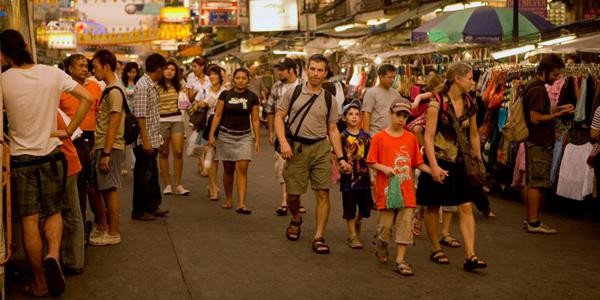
xmin=60 ymin=54 xmax=102 ymax=226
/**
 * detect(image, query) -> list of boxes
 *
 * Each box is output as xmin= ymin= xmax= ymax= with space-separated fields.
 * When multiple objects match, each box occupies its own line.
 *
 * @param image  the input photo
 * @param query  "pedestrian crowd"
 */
xmin=0 ymin=28 xmax=574 ymax=296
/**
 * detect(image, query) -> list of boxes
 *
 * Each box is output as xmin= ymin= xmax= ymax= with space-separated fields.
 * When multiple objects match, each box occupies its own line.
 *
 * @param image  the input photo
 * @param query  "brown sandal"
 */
xmin=286 ymin=217 xmax=302 ymax=241
xmin=430 ymin=250 xmax=450 ymax=265
xmin=312 ymin=237 xmax=330 ymax=254
xmin=440 ymin=235 xmax=462 ymax=248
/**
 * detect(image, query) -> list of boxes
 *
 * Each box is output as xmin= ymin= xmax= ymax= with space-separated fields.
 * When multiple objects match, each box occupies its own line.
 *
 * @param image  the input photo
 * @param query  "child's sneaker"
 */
xmin=393 ymin=261 xmax=414 ymax=276
xmin=346 ymin=236 xmax=363 ymax=249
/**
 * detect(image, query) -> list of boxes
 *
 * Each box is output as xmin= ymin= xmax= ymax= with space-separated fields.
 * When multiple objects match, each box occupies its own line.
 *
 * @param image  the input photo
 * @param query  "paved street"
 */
xmin=6 ymin=129 xmax=600 ymax=299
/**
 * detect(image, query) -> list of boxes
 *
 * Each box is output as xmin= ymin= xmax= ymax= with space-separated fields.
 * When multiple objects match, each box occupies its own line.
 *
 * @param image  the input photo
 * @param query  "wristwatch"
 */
xmin=101 ymin=150 xmax=111 ymax=157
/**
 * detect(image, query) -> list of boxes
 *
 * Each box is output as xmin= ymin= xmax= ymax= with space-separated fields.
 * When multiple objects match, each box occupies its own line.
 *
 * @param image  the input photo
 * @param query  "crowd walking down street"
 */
xmin=1 ymin=28 xmax=600 ymax=299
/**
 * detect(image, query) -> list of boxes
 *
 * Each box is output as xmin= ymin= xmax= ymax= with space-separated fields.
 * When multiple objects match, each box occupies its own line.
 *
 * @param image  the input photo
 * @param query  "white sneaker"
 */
xmin=163 ymin=185 xmax=173 ymax=195
xmin=89 ymin=225 xmax=105 ymax=239
xmin=90 ymin=232 xmax=121 ymax=246
xmin=526 ymin=223 xmax=557 ymax=234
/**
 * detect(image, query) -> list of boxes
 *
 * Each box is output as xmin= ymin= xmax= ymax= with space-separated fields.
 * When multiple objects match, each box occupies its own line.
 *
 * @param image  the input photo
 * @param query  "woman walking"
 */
xmin=121 ymin=62 xmax=141 ymax=176
xmin=158 ymin=60 xmax=189 ymax=195
xmin=207 ymin=68 xmax=260 ymax=214
xmin=193 ymin=65 xmax=227 ymax=200
xmin=417 ymin=62 xmax=487 ymax=271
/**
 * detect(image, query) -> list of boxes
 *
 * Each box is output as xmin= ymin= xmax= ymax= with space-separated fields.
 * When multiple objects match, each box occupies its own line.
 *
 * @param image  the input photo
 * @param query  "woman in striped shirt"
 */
xmin=158 ymin=60 xmax=190 ymax=195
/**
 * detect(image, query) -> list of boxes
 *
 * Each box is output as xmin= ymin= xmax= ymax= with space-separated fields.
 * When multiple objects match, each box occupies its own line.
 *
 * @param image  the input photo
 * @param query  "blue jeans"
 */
xmin=132 ymin=146 xmax=162 ymax=217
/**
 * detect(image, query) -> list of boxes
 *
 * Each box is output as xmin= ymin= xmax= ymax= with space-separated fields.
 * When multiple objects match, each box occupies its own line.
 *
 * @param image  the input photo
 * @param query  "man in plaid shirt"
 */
xmin=132 ymin=53 xmax=169 ymax=221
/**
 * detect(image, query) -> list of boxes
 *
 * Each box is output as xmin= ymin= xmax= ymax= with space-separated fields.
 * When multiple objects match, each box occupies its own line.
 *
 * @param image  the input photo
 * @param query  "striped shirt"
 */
xmin=158 ymin=86 xmax=180 ymax=117
xmin=133 ymin=74 xmax=161 ymax=148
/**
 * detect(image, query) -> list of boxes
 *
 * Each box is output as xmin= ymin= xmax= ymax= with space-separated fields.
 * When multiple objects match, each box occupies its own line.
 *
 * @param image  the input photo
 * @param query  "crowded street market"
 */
xmin=0 ymin=0 xmax=600 ymax=298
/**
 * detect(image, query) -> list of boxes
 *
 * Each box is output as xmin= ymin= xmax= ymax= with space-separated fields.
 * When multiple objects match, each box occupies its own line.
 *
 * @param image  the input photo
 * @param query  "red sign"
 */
xmin=507 ymin=0 xmax=548 ymax=19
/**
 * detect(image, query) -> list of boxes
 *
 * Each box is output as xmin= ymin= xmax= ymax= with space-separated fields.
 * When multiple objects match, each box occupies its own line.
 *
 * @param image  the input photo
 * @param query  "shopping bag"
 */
xmin=185 ymin=130 xmax=203 ymax=157
xmin=386 ymin=175 xmax=404 ymax=209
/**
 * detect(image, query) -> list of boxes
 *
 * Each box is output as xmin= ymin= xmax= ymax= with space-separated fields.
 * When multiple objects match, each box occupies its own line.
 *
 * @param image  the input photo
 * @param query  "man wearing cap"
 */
xmin=275 ymin=54 xmax=350 ymax=254
xmin=266 ymin=58 xmax=302 ymax=216
xmin=362 ymin=64 xmax=406 ymax=136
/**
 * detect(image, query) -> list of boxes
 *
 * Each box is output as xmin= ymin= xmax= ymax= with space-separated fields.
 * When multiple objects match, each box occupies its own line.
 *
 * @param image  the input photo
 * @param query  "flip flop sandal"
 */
xmin=440 ymin=235 xmax=462 ymax=248
xmin=221 ymin=203 xmax=233 ymax=209
xmin=430 ymin=250 xmax=450 ymax=265
xmin=299 ymin=206 xmax=307 ymax=213
xmin=43 ymin=257 xmax=66 ymax=297
xmin=275 ymin=205 xmax=288 ymax=216
xmin=464 ymin=255 xmax=487 ymax=271
xmin=286 ymin=217 xmax=302 ymax=241
xmin=312 ymin=237 xmax=330 ymax=254
xmin=236 ymin=207 xmax=252 ymax=215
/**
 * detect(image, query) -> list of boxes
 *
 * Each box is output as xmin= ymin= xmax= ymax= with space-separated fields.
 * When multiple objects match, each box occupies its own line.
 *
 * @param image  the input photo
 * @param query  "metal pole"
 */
xmin=513 ymin=0 xmax=519 ymax=44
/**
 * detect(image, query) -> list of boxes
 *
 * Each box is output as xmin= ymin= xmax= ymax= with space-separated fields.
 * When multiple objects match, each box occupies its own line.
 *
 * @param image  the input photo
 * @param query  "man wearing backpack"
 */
xmin=522 ymin=54 xmax=574 ymax=234
xmin=362 ymin=64 xmax=406 ymax=135
xmin=89 ymin=49 xmax=126 ymax=246
xmin=132 ymin=53 xmax=168 ymax=221
xmin=275 ymin=54 xmax=350 ymax=254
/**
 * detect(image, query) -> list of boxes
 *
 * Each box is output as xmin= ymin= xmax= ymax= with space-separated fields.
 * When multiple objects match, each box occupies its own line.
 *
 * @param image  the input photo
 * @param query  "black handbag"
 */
xmin=202 ymin=114 xmax=219 ymax=141
xmin=189 ymin=108 xmax=207 ymax=129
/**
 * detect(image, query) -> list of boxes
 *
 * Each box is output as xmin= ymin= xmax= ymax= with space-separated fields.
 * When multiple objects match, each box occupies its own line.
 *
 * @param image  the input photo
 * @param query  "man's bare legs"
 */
xmin=313 ymin=189 xmax=330 ymax=239
xmin=100 ymin=188 xmax=120 ymax=236
xmin=22 ymin=212 xmax=63 ymax=294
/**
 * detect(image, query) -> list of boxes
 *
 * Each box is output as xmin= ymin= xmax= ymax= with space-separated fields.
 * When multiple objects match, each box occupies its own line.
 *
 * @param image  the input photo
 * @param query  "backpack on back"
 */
xmin=503 ymin=87 xmax=529 ymax=143
xmin=101 ymin=86 xmax=139 ymax=145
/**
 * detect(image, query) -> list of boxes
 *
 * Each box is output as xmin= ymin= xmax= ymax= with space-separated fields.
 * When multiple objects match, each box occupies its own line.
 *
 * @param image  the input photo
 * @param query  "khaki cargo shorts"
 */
xmin=283 ymin=139 xmax=331 ymax=195
xmin=525 ymin=142 xmax=553 ymax=189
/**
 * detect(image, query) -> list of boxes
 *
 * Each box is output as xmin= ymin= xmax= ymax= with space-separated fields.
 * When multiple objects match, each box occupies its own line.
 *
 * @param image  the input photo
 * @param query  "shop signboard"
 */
xmin=76 ymin=1 xmax=160 ymax=33
xmin=47 ymin=32 xmax=76 ymax=49
xmin=160 ymin=7 xmax=190 ymax=23
xmin=506 ymin=0 xmax=547 ymax=19
xmin=200 ymin=0 xmax=238 ymax=26
xmin=249 ymin=0 xmax=298 ymax=32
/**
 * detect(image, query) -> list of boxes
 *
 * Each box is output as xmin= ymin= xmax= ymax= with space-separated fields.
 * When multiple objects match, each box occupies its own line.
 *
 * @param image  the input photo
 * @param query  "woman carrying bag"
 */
xmin=417 ymin=62 xmax=487 ymax=271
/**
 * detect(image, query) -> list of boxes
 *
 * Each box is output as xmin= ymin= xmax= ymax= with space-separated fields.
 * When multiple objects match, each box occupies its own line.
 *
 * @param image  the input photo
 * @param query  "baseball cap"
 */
xmin=390 ymin=98 xmax=411 ymax=114
xmin=343 ymin=99 xmax=362 ymax=114
xmin=275 ymin=58 xmax=297 ymax=70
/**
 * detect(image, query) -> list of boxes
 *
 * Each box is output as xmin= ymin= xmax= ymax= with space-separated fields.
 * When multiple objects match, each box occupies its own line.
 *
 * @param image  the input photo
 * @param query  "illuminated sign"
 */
xmin=48 ymin=32 xmax=76 ymax=49
xmin=200 ymin=0 xmax=238 ymax=26
xmin=76 ymin=1 xmax=159 ymax=33
xmin=160 ymin=7 xmax=190 ymax=23
xmin=249 ymin=0 xmax=298 ymax=32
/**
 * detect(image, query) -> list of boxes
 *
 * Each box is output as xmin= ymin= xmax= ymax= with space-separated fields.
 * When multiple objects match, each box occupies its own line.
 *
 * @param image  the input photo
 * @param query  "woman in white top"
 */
xmin=193 ymin=65 xmax=227 ymax=200
xmin=186 ymin=57 xmax=211 ymax=101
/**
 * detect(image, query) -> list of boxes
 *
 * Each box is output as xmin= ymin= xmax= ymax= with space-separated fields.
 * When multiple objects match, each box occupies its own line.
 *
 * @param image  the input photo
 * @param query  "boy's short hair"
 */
xmin=377 ymin=64 xmax=396 ymax=77
xmin=343 ymin=99 xmax=362 ymax=116
xmin=93 ymin=49 xmax=117 ymax=72
xmin=146 ymin=53 xmax=167 ymax=73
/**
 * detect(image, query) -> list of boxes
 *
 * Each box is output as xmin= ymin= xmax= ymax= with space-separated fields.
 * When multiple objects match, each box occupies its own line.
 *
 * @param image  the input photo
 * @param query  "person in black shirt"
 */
xmin=207 ymin=68 xmax=260 ymax=214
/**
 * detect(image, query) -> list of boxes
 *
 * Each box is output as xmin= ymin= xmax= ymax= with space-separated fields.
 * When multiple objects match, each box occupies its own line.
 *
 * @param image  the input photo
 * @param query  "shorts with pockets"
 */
xmin=525 ymin=142 xmax=553 ymax=189
xmin=11 ymin=148 xmax=66 ymax=217
xmin=342 ymin=190 xmax=373 ymax=219
xmin=283 ymin=138 xmax=331 ymax=195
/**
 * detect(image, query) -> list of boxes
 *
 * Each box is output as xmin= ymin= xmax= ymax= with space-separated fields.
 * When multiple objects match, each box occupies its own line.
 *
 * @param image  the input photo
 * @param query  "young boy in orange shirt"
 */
xmin=366 ymin=99 xmax=446 ymax=276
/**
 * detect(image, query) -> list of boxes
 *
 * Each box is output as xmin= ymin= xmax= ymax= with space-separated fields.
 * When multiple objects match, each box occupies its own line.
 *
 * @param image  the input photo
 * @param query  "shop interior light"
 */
xmin=273 ymin=50 xmax=306 ymax=56
xmin=491 ymin=45 xmax=536 ymax=59
xmin=437 ymin=1 xmax=485 ymax=12
xmin=537 ymin=35 xmax=576 ymax=47
xmin=335 ymin=24 xmax=355 ymax=32
xmin=366 ymin=18 xmax=390 ymax=26
xmin=338 ymin=39 xmax=357 ymax=48
xmin=374 ymin=56 xmax=383 ymax=65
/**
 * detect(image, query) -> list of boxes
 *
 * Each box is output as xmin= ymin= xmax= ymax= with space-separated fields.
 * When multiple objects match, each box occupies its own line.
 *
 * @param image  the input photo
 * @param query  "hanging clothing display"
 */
xmin=556 ymin=142 xmax=595 ymax=200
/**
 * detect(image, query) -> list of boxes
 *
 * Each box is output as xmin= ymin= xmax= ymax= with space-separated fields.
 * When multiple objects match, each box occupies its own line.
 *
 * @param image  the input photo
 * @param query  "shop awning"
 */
xmin=177 ymin=45 xmax=202 ymax=57
xmin=531 ymin=33 xmax=600 ymax=55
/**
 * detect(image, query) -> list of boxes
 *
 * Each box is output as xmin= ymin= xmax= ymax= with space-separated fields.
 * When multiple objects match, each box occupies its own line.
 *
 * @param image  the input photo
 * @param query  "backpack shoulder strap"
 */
xmin=324 ymin=89 xmax=332 ymax=124
xmin=289 ymin=84 xmax=303 ymax=111
xmin=102 ymin=86 xmax=130 ymax=114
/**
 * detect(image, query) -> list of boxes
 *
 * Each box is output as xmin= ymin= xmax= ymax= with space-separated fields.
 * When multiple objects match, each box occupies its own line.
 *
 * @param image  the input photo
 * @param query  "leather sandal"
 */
xmin=440 ymin=235 xmax=462 ymax=248
xmin=464 ymin=255 xmax=487 ymax=271
xmin=312 ymin=237 xmax=330 ymax=254
xmin=286 ymin=217 xmax=302 ymax=241
xmin=430 ymin=250 xmax=450 ymax=265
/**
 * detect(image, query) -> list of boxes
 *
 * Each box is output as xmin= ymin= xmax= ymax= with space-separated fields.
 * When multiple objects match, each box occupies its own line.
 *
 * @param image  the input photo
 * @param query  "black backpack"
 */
xmin=101 ymin=86 xmax=139 ymax=145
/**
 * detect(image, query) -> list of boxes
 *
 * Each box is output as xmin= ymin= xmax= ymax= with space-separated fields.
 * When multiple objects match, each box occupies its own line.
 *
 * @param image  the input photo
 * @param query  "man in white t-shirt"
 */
xmin=0 ymin=29 xmax=93 ymax=297
xmin=362 ymin=64 xmax=406 ymax=136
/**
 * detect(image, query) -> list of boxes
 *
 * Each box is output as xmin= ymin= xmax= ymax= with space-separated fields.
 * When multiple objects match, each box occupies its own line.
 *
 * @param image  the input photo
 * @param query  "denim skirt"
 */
xmin=215 ymin=130 xmax=253 ymax=161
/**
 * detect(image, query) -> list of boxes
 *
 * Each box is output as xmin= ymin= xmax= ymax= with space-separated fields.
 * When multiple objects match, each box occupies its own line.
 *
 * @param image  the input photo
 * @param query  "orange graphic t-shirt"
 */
xmin=366 ymin=130 xmax=423 ymax=210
